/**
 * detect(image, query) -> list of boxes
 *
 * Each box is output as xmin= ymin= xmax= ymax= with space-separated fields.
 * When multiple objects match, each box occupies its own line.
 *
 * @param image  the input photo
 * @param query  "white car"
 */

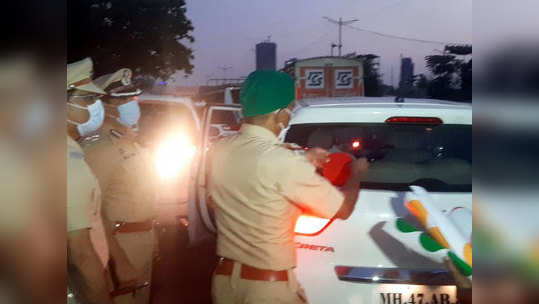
xmin=187 ymin=97 xmax=471 ymax=304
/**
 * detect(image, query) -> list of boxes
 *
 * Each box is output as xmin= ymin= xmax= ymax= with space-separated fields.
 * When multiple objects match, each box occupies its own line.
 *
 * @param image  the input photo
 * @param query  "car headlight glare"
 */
xmin=155 ymin=134 xmax=196 ymax=179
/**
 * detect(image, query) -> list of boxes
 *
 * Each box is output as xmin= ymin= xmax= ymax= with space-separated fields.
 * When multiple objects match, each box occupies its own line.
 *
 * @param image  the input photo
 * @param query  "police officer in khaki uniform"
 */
xmin=210 ymin=70 xmax=369 ymax=303
xmin=81 ymin=68 xmax=157 ymax=304
xmin=66 ymin=57 xmax=114 ymax=304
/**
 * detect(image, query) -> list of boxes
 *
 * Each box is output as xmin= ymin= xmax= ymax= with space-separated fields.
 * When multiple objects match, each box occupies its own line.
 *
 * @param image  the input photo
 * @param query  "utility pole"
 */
xmin=323 ymin=16 xmax=358 ymax=56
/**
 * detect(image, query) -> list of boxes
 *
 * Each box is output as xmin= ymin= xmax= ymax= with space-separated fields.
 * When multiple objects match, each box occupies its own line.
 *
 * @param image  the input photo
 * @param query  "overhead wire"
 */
xmin=280 ymin=30 xmax=334 ymax=58
xmin=344 ymin=24 xmax=467 ymax=45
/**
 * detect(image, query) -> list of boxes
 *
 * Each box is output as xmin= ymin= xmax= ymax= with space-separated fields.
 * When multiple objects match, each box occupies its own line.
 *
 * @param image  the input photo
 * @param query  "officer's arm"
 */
xmin=334 ymin=173 xmax=362 ymax=219
xmin=277 ymin=151 xmax=346 ymax=219
xmin=67 ymin=228 xmax=114 ymax=304
xmin=334 ymin=158 xmax=369 ymax=220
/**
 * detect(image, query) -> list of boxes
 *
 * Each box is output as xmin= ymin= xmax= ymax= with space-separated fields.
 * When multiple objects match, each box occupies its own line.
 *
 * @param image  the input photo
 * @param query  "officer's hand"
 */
xmin=282 ymin=143 xmax=303 ymax=150
xmin=114 ymin=261 xmax=139 ymax=290
xmin=305 ymin=147 xmax=330 ymax=169
xmin=351 ymin=157 xmax=369 ymax=176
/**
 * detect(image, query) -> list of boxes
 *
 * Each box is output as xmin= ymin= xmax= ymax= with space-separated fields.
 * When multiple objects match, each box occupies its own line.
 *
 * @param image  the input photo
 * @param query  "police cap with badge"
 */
xmin=94 ymin=68 xmax=143 ymax=129
xmin=67 ymin=58 xmax=106 ymax=137
xmin=94 ymin=68 xmax=142 ymax=98
xmin=67 ymin=57 xmax=106 ymax=94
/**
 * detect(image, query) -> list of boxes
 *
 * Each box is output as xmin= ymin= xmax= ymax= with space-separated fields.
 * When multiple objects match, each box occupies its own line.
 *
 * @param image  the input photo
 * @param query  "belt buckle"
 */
xmin=113 ymin=221 xmax=124 ymax=234
xmin=133 ymin=282 xmax=150 ymax=295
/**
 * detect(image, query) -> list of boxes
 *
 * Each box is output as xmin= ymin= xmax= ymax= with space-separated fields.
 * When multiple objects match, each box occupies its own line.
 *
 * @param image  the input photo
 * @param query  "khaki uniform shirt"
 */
xmin=67 ymin=136 xmax=109 ymax=266
xmin=81 ymin=130 xmax=157 ymax=223
xmin=0 ymin=144 xmax=33 ymax=234
xmin=209 ymin=124 xmax=344 ymax=271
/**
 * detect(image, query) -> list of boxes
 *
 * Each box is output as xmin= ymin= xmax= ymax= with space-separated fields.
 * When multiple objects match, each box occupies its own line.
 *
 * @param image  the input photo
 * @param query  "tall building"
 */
xmin=399 ymin=57 xmax=414 ymax=95
xmin=256 ymin=41 xmax=277 ymax=71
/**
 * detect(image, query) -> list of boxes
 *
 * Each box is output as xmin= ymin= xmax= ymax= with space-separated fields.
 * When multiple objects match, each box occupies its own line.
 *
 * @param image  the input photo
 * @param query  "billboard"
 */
xmin=299 ymin=66 xmax=363 ymax=98
xmin=334 ymin=69 xmax=354 ymax=89
xmin=305 ymin=69 xmax=325 ymax=89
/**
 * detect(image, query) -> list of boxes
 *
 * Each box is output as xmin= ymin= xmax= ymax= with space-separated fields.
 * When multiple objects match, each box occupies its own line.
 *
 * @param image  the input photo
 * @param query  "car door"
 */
xmin=137 ymin=98 xmax=202 ymax=226
xmin=187 ymin=104 xmax=243 ymax=245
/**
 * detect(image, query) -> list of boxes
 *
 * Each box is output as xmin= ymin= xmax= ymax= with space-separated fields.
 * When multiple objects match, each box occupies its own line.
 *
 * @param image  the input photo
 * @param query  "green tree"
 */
xmin=356 ymin=54 xmax=382 ymax=97
xmin=425 ymin=44 xmax=471 ymax=101
xmin=445 ymin=45 xmax=472 ymax=56
xmin=413 ymin=74 xmax=430 ymax=98
xmin=68 ymin=0 xmax=195 ymax=83
xmin=460 ymin=59 xmax=472 ymax=99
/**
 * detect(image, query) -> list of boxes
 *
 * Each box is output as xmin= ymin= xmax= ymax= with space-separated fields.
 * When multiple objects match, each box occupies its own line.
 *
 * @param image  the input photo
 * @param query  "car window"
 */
xmin=207 ymin=108 xmax=243 ymax=143
xmin=285 ymin=123 xmax=471 ymax=192
xmin=209 ymin=109 xmax=243 ymax=125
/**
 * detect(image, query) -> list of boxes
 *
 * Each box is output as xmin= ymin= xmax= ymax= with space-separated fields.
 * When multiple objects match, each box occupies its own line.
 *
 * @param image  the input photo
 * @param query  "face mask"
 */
xmin=116 ymin=100 xmax=141 ymax=128
xmin=67 ymin=99 xmax=105 ymax=137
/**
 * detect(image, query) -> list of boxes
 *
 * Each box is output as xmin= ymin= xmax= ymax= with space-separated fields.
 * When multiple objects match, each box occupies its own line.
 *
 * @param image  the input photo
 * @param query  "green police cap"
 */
xmin=240 ymin=70 xmax=295 ymax=117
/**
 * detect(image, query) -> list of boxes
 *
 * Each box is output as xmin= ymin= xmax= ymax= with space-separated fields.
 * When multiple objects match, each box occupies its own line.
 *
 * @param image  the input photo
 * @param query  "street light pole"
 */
xmin=323 ymin=16 xmax=358 ymax=56
xmin=338 ymin=17 xmax=342 ymax=56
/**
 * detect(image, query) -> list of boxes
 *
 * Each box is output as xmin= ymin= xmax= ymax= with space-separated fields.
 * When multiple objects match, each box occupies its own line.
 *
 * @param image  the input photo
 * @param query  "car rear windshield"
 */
xmin=285 ymin=123 xmax=471 ymax=192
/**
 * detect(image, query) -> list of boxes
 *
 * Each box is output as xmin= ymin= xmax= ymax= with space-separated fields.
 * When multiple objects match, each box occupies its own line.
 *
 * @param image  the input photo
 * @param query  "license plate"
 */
xmin=377 ymin=284 xmax=457 ymax=304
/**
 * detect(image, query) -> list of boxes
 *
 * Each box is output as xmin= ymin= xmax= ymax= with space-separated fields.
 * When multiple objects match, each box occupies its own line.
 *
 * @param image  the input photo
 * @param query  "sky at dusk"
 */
xmin=173 ymin=0 xmax=472 ymax=87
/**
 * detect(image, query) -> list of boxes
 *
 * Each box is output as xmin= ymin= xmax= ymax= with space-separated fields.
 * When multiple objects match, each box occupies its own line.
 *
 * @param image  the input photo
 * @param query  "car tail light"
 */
xmin=385 ymin=116 xmax=443 ymax=124
xmin=351 ymin=139 xmax=361 ymax=150
xmin=294 ymin=215 xmax=331 ymax=235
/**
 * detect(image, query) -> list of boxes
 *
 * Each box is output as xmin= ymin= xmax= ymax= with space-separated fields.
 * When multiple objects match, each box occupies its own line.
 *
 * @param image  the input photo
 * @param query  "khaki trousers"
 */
xmin=113 ymin=230 xmax=154 ymax=304
xmin=212 ymin=261 xmax=308 ymax=304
